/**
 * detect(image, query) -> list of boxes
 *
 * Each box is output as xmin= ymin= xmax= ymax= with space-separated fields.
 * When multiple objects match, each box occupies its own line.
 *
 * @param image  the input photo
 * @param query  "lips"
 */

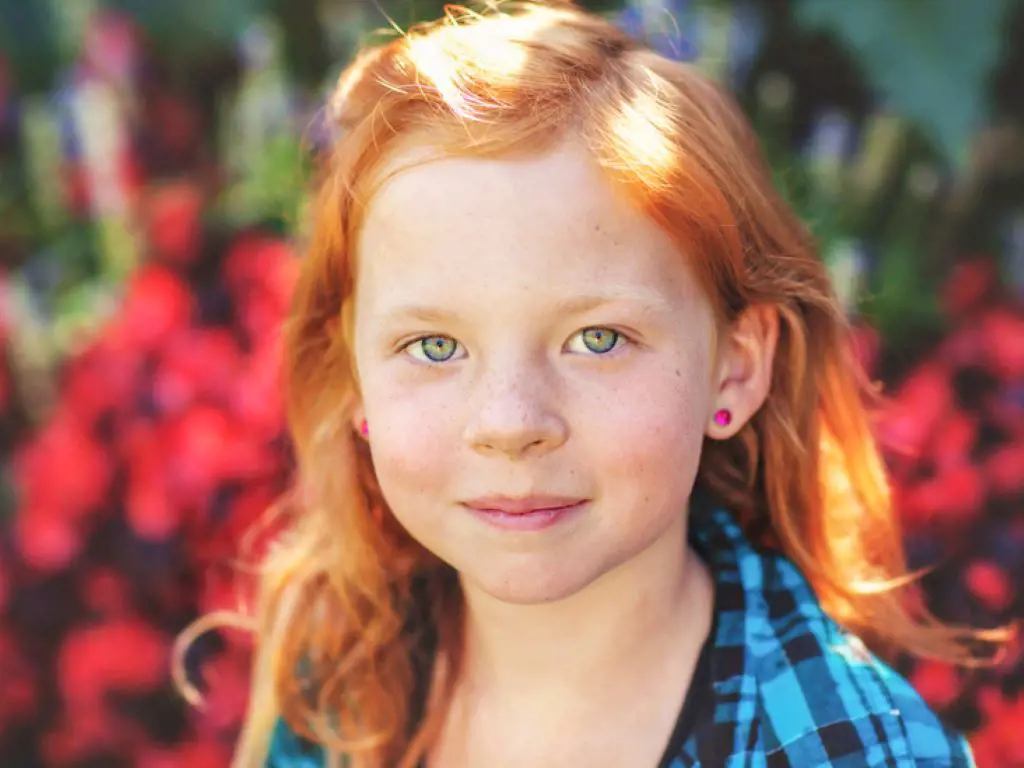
xmin=462 ymin=495 xmax=588 ymax=532
xmin=462 ymin=495 xmax=587 ymax=514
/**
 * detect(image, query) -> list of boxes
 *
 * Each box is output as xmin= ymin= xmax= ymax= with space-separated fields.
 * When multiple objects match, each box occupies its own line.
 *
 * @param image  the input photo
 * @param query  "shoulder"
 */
xmin=750 ymin=553 xmax=974 ymax=766
xmin=690 ymin=507 xmax=974 ymax=765
xmin=265 ymin=717 xmax=324 ymax=768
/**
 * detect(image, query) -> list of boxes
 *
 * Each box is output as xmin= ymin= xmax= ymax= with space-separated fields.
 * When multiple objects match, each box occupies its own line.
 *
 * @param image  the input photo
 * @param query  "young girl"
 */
xmin=192 ymin=2 xmax=1006 ymax=765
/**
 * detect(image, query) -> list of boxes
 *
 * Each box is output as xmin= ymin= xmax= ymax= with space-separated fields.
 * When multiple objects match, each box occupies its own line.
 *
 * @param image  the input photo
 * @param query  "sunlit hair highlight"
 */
xmin=178 ymin=3 xmax=1009 ymax=766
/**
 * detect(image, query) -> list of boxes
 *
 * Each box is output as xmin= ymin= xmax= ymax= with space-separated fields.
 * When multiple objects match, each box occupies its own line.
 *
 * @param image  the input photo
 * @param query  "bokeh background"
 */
xmin=0 ymin=0 xmax=1022 ymax=765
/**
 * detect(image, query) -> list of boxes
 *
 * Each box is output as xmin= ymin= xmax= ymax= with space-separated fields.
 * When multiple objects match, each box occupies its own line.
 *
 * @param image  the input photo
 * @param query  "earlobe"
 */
xmin=706 ymin=305 xmax=779 ymax=440
xmin=351 ymin=403 xmax=368 ymax=439
xmin=706 ymin=407 xmax=737 ymax=439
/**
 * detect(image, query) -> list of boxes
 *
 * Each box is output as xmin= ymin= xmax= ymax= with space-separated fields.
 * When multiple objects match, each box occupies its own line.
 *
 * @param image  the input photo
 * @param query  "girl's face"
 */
xmin=352 ymin=139 xmax=722 ymax=605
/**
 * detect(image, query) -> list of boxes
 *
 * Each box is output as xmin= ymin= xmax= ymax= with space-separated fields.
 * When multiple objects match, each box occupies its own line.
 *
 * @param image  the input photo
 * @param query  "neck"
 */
xmin=455 ymin=515 xmax=714 ymax=705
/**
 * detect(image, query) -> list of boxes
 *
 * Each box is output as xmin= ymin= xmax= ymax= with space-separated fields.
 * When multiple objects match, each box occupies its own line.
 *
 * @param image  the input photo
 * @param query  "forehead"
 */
xmin=355 ymin=139 xmax=703 ymax=311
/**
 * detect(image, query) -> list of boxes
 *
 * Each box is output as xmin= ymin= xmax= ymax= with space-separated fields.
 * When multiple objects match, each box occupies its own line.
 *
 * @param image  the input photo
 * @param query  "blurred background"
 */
xmin=0 ymin=0 xmax=1022 ymax=765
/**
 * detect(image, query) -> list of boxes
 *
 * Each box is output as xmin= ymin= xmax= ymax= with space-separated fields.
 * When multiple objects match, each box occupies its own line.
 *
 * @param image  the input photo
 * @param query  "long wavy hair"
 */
xmin=177 ymin=3 xmax=1006 ymax=766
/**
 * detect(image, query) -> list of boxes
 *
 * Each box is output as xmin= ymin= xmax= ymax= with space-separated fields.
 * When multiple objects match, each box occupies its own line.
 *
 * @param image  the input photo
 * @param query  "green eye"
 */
xmin=410 ymin=335 xmax=459 ymax=362
xmin=579 ymin=327 xmax=620 ymax=354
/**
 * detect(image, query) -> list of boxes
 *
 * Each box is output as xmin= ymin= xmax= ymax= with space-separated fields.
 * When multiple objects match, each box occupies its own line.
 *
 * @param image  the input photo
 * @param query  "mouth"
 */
xmin=461 ymin=495 xmax=588 ymax=532
xmin=462 ymin=495 xmax=588 ymax=515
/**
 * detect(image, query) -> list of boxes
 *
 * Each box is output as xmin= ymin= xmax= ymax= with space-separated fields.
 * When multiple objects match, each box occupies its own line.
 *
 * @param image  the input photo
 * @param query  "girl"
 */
xmin=185 ymin=2 xmax=1007 ymax=766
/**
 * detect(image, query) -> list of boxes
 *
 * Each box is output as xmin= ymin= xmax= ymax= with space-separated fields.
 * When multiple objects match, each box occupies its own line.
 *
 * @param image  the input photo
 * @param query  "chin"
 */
xmin=460 ymin=557 xmax=603 ymax=605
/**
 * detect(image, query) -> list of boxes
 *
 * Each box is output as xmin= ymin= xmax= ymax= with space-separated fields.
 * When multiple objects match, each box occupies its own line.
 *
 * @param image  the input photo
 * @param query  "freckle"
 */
xmin=675 ymin=369 xmax=682 ymax=377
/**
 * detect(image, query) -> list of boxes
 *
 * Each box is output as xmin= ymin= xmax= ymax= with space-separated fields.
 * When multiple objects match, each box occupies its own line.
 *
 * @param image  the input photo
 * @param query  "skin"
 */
xmin=351 ymin=138 xmax=778 ymax=767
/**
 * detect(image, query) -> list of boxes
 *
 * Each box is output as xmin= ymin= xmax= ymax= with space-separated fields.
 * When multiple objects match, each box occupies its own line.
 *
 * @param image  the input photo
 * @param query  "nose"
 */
xmin=464 ymin=365 xmax=567 ymax=459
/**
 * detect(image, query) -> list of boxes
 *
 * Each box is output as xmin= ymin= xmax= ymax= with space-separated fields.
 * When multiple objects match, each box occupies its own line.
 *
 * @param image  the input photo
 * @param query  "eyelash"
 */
xmin=400 ymin=327 xmax=632 ymax=363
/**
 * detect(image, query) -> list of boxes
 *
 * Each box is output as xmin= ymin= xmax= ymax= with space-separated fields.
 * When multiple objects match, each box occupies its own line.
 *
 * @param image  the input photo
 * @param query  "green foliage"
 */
xmin=110 ymin=0 xmax=268 ymax=56
xmin=218 ymin=133 xmax=310 ymax=231
xmin=792 ymin=0 xmax=1013 ymax=167
xmin=0 ymin=0 xmax=60 ymax=92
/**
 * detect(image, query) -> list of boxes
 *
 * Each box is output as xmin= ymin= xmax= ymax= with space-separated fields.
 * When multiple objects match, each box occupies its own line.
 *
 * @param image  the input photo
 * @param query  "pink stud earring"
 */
xmin=713 ymin=409 xmax=732 ymax=427
xmin=359 ymin=419 xmax=369 ymax=437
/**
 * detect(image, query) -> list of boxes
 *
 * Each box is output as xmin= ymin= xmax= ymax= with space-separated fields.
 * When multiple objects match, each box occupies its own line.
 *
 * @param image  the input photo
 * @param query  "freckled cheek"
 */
xmin=581 ymin=377 xmax=707 ymax=486
xmin=365 ymin=381 xmax=461 ymax=497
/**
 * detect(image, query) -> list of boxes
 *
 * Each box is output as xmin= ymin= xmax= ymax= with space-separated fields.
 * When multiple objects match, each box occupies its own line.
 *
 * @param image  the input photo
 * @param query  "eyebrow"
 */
xmin=379 ymin=291 xmax=672 ymax=323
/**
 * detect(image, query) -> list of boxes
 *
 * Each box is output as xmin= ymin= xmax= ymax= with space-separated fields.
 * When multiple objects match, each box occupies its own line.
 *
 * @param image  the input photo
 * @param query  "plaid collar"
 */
xmin=675 ymin=504 xmax=974 ymax=767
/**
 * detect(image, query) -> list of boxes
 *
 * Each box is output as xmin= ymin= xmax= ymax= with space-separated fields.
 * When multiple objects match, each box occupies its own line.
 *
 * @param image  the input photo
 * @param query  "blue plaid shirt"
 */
xmin=266 ymin=506 xmax=974 ymax=767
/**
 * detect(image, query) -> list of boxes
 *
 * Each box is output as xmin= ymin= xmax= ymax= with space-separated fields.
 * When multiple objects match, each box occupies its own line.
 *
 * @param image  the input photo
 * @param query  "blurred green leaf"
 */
xmin=0 ymin=0 xmax=60 ymax=93
xmin=792 ymin=0 xmax=1013 ymax=167
xmin=109 ymin=0 xmax=269 ymax=56
xmin=219 ymin=133 xmax=310 ymax=229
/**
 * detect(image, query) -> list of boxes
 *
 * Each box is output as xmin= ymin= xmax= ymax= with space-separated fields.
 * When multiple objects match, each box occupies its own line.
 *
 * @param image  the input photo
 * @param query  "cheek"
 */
xmin=587 ymin=362 xmax=710 ymax=492
xmin=364 ymin=379 xmax=460 ymax=499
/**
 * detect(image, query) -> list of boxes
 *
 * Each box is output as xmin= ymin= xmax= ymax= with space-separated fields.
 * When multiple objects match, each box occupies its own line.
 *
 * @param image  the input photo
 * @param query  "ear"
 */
xmin=707 ymin=304 xmax=779 ymax=439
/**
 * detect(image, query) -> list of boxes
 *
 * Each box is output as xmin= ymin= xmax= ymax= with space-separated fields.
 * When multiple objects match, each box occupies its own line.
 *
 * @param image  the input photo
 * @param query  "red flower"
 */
xmin=981 ymin=307 xmax=1024 ymax=382
xmin=937 ymin=322 xmax=985 ymax=369
xmin=223 ymin=235 xmax=296 ymax=298
xmin=942 ymin=258 xmax=997 ymax=317
xmin=937 ymin=464 xmax=987 ymax=520
xmin=14 ymin=408 xmax=114 ymax=519
xmin=237 ymin=287 xmax=288 ymax=344
xmin=121 ymin=265 xmax=195 ymax=351
xmin=161 ymin=405 xmax=237 ymax=508
xmin=909 ymin=660 xmax=961 ymax=710
xmin=125 ymin=444 xmax=181 ymax=542
xmin=151 ymin=347 xmax=201 ymax=416
xmin=964 ymin=560 xmax=1014 ymax=613
xmin=223 ymin=235 xmax=297 ymax=342
xmin=14 ymin=506 xmax=84 ymax=573
xmin=63 ymin=340 xmax=143 ymax=423
xmin=58 ymin=619 xmax=169 ymax=708
xmin=985 ymin=441 xmax=1024 ymax=497
xmin=987 ymin=694 xmax=1024 ymax=765
xmin=147 ymin=182 xmax=204 ymax=266
xmin=190 ymin=652 xmax=251 ymax=736
xmin=877 ymin=361 xmax=953 ymax=458
xmin=135 ymin=738 xmax=230 ymax=768
xmin=898 ymin=464 xmax=985 ymax=529
xmin=232 ymin=336 xmax=286 ymax=439
xmin=930 ymin=410 xmax=977 ymax=470
xmin=154 ymin=328 xmax=243 ymax=414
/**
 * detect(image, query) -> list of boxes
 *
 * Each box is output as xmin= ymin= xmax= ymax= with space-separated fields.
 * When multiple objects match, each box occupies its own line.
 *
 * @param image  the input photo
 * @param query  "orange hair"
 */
xmin=178 ymin=3 xmax=1006 ymax=766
